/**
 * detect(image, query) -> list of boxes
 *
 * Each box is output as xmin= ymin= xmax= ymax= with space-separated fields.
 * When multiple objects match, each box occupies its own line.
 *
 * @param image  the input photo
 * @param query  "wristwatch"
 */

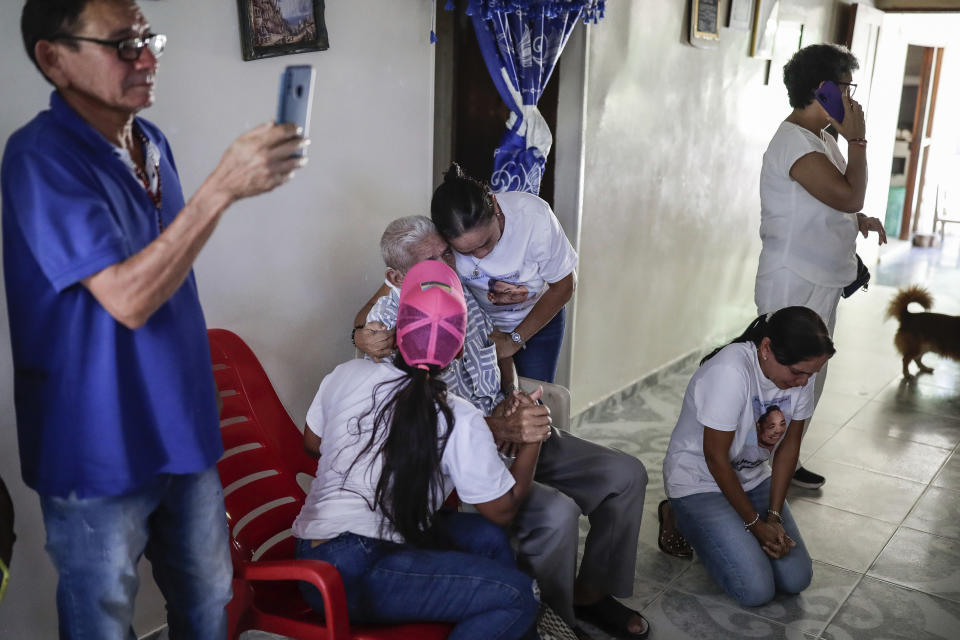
xmin=510 ymin=331 xmax=525 ymax=350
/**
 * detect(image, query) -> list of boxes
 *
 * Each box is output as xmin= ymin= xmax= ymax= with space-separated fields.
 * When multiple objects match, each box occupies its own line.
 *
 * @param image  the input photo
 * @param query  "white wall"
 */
xmin=0 ymin=1 xmax=436 ymax=636
xmin=570 ymin=0 xmax=853 ymax=413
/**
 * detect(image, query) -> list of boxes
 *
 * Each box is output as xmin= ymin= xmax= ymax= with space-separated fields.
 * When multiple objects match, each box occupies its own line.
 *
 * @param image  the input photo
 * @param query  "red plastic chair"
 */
xmin=209 ymin=328 xmax=452 ymax=640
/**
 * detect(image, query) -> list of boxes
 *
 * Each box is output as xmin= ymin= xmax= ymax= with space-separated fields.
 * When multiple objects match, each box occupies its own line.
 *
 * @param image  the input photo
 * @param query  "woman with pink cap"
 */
xmin=292 ymin=260 xmax=545 ymax=639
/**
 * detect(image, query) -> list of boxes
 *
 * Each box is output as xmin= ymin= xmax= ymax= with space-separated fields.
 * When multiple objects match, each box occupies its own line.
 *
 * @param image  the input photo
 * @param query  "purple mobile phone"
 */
xmin=815 ymin=80 xmax=845 ymax=123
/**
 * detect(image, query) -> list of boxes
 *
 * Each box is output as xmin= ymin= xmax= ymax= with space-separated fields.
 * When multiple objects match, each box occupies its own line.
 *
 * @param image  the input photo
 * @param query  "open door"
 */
xmin=845 ymin=3 xmax=884 ymax=113
xmin=843 ymin=3 xmax=886 ymax=260
xmin=901 ymin=47 xmax=944 ymax=239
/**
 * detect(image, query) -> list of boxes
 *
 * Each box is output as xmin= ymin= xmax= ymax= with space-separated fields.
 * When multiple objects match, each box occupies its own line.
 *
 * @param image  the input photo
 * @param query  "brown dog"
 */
xmin=886 ymin=285 xmax=960 ymax=377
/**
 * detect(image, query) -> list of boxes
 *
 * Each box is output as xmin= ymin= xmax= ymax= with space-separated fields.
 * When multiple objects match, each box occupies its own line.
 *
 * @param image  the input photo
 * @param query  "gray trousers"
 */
xmin=511 ymin=428 xmax=648 ymax=625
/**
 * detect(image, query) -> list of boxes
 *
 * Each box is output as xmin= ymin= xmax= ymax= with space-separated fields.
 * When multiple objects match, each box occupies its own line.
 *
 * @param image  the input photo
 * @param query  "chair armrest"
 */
xmin=517 ymin=377 xmax=571 ymax=429
xmin=239 ymin=559 xmax=351 ymax=639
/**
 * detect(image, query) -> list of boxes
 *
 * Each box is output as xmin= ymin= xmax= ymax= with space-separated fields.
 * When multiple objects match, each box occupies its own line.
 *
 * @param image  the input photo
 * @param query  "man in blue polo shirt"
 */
xmin=1 ymin=1 xmax=307 ymax=636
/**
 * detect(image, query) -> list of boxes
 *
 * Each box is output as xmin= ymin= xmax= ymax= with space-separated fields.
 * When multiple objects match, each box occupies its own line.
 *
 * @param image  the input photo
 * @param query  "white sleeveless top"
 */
xmin=757 ymin=121 xmax=859 ymax=287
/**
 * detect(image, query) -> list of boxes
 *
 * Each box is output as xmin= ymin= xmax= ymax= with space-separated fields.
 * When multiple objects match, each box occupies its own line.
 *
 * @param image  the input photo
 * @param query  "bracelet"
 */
xmin=848 ymin=137 xmax=867 ymax=146
xmin=767 ymin=509 xmax=784 ymax=524
xmin=350 ymin=325 xmax=363 ymax=346
xmin=744 ymin=513 xmax=761 ymax=530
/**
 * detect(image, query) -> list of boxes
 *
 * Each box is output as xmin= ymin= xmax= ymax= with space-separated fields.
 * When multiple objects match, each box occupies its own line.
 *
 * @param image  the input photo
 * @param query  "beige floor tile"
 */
xmin=811 ymin=426 xmax=952 ymax=484
xmin=787 ymin=500 xmax=896 ymax=572
xmin=868 ymin=527 xmax=960 ymax=604
xmin=788 ymin=459 xmax=925 ymax=523
xmin=822 ymin=576 xmax=960 ymax=640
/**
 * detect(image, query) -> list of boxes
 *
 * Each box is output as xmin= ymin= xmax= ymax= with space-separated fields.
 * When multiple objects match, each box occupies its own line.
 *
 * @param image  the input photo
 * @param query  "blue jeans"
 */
xmin=670 ymin=477 xmax=812 ymax=607
xmin=513 ymin=307 xmax=565 ymax=383
xmin=40 ymin=467 xmax=233 ymax=639
xmin=296 ymin=511 xmax=539 ymax=640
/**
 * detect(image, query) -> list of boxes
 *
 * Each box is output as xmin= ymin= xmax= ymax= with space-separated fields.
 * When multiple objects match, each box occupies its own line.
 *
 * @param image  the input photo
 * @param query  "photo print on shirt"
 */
xmin=732 ymin=395 xmax=794 ymax=470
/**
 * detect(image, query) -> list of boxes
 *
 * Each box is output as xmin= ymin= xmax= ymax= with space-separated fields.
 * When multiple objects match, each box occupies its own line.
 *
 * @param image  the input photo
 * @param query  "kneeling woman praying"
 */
xmin=662 ymin=306 xmax=834 ymax=607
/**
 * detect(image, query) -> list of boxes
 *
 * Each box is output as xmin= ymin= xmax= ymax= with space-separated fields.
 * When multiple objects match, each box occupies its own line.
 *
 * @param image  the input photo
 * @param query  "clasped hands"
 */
xmin=491 ymin=387 xmax=552 ymax=457
xmin=750 ymin=514 xmax=796 ymax=559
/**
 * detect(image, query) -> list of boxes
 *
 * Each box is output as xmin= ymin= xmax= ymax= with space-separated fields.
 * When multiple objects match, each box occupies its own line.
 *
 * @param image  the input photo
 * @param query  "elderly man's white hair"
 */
xmin=379 ymin=215 xmax=439 ymax=274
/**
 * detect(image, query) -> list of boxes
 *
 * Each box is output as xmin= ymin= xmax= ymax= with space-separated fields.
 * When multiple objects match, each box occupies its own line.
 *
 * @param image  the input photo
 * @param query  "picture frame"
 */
xmin=689 ymin=0 xmax=720 ymax=49
xmin=236 ymin=0 xmax=329 ymax=62
xmin=751 ymin=0 xmax=780 ymax=59
xmin=728 ymin=0 xmax=753 ymax=32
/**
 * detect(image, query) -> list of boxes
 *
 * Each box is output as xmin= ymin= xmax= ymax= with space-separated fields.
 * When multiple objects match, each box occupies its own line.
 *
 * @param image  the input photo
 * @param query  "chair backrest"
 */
xmin=209 ymin=329 xmax=318 ymax=566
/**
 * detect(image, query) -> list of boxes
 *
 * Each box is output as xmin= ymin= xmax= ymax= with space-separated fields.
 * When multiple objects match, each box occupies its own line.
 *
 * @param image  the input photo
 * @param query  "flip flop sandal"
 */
xmin=573 ymin=595 xmax=649 ymax=640
xmin=658 ymin=499 xmax=693 ymax=559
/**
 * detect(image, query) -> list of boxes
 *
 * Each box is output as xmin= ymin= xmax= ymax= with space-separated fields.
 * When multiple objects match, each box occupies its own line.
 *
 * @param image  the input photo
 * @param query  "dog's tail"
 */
xmin=886 ymin=285 xmax=933 ymax=321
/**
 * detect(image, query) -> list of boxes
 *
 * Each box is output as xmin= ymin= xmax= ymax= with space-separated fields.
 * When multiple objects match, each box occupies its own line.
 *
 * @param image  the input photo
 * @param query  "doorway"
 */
xmin=898 ymin=45 xmax=945 ymax=241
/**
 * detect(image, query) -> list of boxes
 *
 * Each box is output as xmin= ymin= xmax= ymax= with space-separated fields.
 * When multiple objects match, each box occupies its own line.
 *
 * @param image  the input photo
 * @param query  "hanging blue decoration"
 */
xmin=447 ymin=1 xmax=606 ymax=25
xmin=458 ymin=1 xmax=603 ymax=194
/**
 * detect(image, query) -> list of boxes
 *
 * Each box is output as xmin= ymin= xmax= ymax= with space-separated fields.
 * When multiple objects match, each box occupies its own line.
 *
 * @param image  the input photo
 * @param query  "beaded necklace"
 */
xmin=131 ymin=128 xmax=164 ymax=231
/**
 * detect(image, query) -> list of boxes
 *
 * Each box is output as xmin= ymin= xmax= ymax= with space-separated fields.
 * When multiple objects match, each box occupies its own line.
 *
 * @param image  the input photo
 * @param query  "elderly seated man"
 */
xmin=352 ymin=215 xmax=650 ymax=640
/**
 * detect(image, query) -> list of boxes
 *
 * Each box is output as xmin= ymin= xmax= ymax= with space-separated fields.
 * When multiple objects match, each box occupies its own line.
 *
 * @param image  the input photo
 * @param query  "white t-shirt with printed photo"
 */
xmin=454 ymin=191 xmax=578 ymax=332
xmin=662 ymin=342 xmax=815 ymax=499
xmin=757 ymin=121 xmax=859 ymax=288
xmin=292 ymin=359 xmax=515 ymax=543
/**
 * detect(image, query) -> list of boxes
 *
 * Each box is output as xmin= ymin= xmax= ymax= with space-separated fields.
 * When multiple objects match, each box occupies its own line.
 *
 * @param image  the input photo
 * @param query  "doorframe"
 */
xmin=900 ymin=46 xmax=943 ymax=239
xmin=552 ymin=23 xmax=589 ymax=390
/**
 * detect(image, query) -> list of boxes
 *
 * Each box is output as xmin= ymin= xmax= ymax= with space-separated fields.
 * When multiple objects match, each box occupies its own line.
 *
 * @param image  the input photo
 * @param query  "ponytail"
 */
xmin=349 ymin=353 xmax=454 ymax=547
xmin=430 ymin=162 xmax=496 ymax=239
xmin=701 ymin=306 xmax=836 ymax=366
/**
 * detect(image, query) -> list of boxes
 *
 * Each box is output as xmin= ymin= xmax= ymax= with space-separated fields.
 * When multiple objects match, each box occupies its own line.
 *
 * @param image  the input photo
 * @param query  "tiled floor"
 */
xmin=235 ymin=236 xmax=960 ymax=640
xmin=571 ymin=234 xmax=960 ymax=640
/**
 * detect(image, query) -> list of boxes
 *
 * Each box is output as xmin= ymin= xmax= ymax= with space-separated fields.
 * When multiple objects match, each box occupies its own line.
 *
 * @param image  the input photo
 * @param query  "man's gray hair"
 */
xmin=380 ymin=215 xmax=438 ymax=274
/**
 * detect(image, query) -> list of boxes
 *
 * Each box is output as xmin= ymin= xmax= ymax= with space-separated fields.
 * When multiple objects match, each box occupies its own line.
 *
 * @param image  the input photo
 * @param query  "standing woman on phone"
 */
xmin=754 ymin=44 xmax=886 ymax=490
xmin=662 ymin=307 xmax=834 ymax=607
xmin=431 ymin=164 xmax=577 ymax=383
xmin=293 ymin=261 xmax=543 ymax=639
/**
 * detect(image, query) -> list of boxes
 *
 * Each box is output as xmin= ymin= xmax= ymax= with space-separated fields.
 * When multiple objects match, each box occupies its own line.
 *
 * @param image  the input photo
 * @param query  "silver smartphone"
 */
xmin=276 ymin=65 xmax=316 ymax=156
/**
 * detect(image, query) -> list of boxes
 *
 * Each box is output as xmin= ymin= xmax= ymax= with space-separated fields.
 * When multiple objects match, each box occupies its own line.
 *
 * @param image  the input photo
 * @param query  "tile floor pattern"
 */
xmin=568 ymin=239 xmax=960 ymax=640
xmin=236 ymin=237 xmax=960 ymax=640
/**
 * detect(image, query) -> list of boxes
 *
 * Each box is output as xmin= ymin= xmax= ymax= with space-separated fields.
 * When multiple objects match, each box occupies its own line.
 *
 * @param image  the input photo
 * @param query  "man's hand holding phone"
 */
xmin=210 ymin=122 xmax=306 ymax=203
xmin=205 ymin=65 xmax=314 ymax=204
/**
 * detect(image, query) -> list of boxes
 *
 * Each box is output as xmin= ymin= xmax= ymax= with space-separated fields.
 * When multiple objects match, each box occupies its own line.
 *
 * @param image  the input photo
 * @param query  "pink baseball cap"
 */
xmin=396 ymin=260 xmax=467 ymax=370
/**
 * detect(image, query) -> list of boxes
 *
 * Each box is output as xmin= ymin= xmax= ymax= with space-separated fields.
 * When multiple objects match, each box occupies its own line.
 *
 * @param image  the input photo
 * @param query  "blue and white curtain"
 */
xmin=454 ymin=0 xmax=605 ymax=195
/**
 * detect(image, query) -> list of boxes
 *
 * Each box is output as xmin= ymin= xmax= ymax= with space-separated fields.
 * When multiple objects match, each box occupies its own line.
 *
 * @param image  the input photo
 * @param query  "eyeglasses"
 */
xmin=49 ymin=32 xmax=166 ymax=61
xmin=837 ymin=82 xmax=857 ymax=98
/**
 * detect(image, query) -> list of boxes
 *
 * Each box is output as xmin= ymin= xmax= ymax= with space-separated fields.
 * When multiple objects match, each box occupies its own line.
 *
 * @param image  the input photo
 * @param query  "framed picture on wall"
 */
xmin=237 ymin=0 xmax=329 ymax=61
xmin=750 ymin=0 xmax=780 ymax=59
xmin=688 ymin=0 xmax=720 ymax=49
